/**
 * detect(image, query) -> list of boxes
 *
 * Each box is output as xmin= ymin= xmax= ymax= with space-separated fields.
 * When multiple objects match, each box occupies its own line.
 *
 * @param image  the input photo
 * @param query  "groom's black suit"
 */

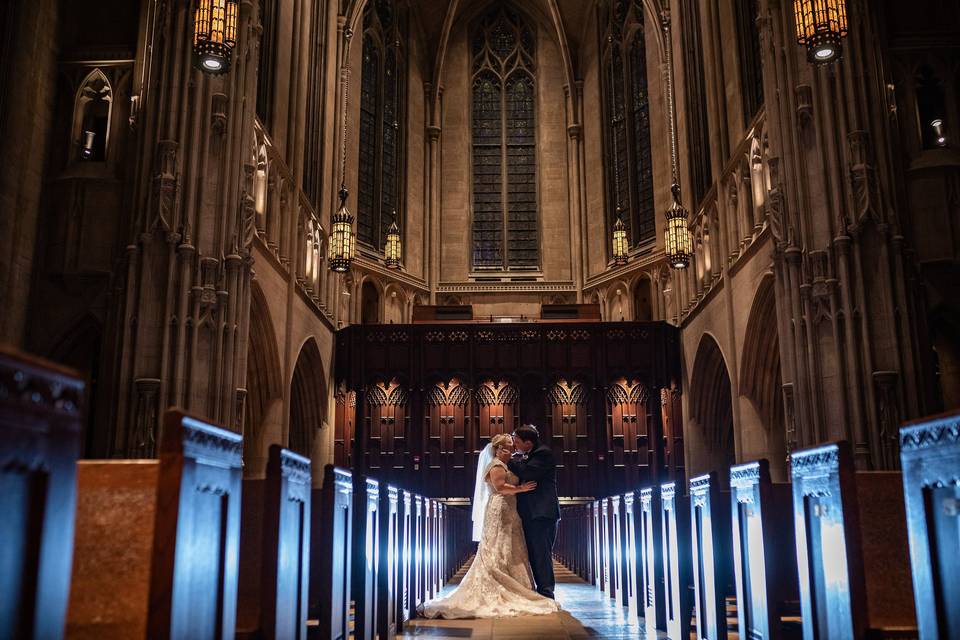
xmin=508 ymin=442 xmax=560 ymax=599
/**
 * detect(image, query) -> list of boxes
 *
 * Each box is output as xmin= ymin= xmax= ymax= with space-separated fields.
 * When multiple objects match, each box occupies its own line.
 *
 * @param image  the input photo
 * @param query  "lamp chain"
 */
xmin=661 ymin=7 xmax=679 ymax=188
xmin=339 ymin=28 xmax=353 ymax=188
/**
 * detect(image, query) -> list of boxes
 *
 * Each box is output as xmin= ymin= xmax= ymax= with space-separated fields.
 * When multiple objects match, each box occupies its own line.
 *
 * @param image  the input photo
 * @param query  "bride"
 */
xmin=420 ymin=434 xmax=562 ymax=619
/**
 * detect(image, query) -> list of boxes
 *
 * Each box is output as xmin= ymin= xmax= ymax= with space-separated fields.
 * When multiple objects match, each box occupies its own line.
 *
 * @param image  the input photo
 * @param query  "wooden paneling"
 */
xmin=689 ymin=472 xmax=731 ymax=640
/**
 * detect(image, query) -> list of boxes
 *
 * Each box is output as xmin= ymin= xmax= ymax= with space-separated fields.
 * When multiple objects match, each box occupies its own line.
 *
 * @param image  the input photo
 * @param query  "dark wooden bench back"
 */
xmin=314 ymin=465 xmax=353 ymax=640
xmin=622 ymin=492 xmax=642 ymax=623
xmin=600 ymin=497 xmax=613 ymax=599
xmin=661 ymin=481 xmax=692 ymax=640
xmin=791 ymin=441 xmax=915 ymax=638
xmin=689 ymin=472 xmax=731 ymax=640
xmin=377 ymin=485 xmax=400 ymax=639
xmin=900 ymin=412 xmax=960 ymax=639
xmin=353 ymin=476 xmax=381 ymax=640
xmin=0 ymin=349 xmax=83 ymax=639
xmin=639 ymin=487 xmax=666 ymax=635
xmin=262 ymin=446 xmax=311 ymax=640
xmin=729 ymin=459 xmax=798 ymax=640
xmin=68 ymin=410 xmax=243 ymax=640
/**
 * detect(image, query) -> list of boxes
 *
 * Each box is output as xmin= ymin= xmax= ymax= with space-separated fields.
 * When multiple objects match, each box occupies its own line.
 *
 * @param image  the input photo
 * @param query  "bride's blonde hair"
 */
xmin=491 ymin=433 xmax=513 ymax=449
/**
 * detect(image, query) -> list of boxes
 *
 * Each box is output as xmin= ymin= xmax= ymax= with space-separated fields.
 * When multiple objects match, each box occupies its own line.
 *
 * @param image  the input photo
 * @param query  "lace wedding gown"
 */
xmin=420 ymin=459 xmax=561 ymax=619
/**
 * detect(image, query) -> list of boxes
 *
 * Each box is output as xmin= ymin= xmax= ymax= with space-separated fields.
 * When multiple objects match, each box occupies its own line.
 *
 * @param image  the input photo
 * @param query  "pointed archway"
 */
xmin=289 ymin=337 xmax=327 ymax=458
xmin=689 ymin=333 xmax=735 ymax=477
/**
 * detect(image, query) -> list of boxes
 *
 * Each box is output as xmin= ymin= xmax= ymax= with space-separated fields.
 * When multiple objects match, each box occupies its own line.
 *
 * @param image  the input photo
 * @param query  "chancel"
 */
xmin=1 ymin=0 xmax=959 ymax=638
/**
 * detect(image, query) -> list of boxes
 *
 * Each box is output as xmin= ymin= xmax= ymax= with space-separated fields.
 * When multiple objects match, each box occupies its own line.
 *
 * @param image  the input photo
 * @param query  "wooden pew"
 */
xmin=899 ymin=411 xmax=960 ymax=639
xmin=0 ymin=349 xmax=84 ymax=639
xmin=729 ymin=459 xmax=799 ymax=640
xmin=592 ymin=500 xmax=603 ymax=589
xmin=237 ymin=446 xmax=311 ymax=640
xmin=790 ymin=441 xmax=916 ymax=638
xmin=610 ymin=495 xmax=627 ymax=608
xmin=660 ymin=481 xmax=693 ymax=640
xmin=689 ymin=472 xmax=732 ymax=640
xmin=377 ymin=485 xmax=400 ymax=640
xmin=622 ymin=492 xmax=642 ymax=623
xmin=409 ymin=495 xmax=425 ymax=620
xmin=67 ymin=409 xmax=243 ymax=639
xmin=312 ymin=465 xmax=353 ymax=640
xmin=600 ymin=497 xmax=614 ymax=600
xmin=352 ymin=477 xmax=381 ymax=640
xmin=398 ymin=491 xmax=413 ymax=630
xmin=639 ymin=487 xmax=666 ymax=636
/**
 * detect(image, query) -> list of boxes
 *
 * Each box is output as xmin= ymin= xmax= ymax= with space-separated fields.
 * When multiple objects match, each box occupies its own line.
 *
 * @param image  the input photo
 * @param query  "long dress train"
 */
xmin=420 ymin=459 xmax=561 ymax=619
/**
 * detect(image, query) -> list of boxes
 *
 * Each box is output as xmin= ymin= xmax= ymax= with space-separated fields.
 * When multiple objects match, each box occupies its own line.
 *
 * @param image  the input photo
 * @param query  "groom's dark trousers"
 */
xmin=509 ymin=443 xmax=561 ymax=599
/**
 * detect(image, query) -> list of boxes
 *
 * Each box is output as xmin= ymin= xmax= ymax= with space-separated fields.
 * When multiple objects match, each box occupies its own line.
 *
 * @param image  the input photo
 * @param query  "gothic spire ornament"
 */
xmin=793 ymin=0 xmax=849 ymax=64
xmin=192 ymin=0 xmax=239 ymax=74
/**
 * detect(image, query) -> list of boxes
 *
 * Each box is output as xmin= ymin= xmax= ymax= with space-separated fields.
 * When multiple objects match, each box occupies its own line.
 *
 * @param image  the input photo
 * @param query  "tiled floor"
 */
xmin=400 ymin=561 xmax=645 ymax=639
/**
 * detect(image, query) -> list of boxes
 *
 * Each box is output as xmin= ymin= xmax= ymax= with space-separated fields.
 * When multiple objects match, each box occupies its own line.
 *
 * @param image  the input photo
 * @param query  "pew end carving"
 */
xmin=899 ymin=411 xmax=960 ymax=639
xmin=689 ymin=472 xmax=732 ymax=640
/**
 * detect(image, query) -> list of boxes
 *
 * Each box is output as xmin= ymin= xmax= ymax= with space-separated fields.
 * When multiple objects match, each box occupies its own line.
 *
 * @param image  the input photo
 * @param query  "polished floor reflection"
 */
xmin=401 ymin=560 xmax=643 ymax=639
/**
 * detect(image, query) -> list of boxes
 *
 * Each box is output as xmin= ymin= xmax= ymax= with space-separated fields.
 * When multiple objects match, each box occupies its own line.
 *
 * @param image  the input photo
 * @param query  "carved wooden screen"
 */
xmin=334 ymin=385 xmax=355 ymax=468
xmin=661 ymin=386 xmax=684 ymax=479
xmin=470 ymin=5 xmax=538 ymax=270
xmin=607 ymin=379 xmax=651 ymax=491
xmin=358 ymin=0 xmax=404 ymax=250
xmin=365 ymin=380 xmax=408 ymax=484
xmin=476 ymin=380 xmax=519 ymax=447
xmin=547 ymin=381 xmax=590 ymax=496
xmin=426 ymin=381 xmax=471 ymax=497
xmin=600 ymin=0 xmax=655 ymax=246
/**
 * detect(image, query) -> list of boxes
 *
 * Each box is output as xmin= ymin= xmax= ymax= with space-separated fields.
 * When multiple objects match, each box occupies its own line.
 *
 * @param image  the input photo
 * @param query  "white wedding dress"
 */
xmin=420 ymin=458 xmax=561 ymax=619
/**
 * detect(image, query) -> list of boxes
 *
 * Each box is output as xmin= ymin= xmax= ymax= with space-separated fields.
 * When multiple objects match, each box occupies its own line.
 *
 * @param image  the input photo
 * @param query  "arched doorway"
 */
xmin=49 ymin=316 xmax=104 ymax=457
xmin=361 ymin=280 xmax=381 ymax=324
xmin=243 ymin=284 xmax=283 ymax=473
xmin=690 ymin=334 xmax=735 ymax=477
xmin=739 ymin=276 xmax=787 ymax=479
xmin=289 ymin=338 xmax=327 ymax=458
xmin=634 ymin=276 xmax=653 ymax=321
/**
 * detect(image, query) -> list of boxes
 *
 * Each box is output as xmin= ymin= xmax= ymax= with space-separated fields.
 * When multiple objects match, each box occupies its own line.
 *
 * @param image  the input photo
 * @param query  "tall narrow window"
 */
xmin=471 ymin=4 xmax=539 ymax=271
xmin=256 ymin=0 xmax=278 ymax=127
xmin=601 ymin=0 xmax=655 ymax=251
xmin=680 ymin=0 xmax=712 ymax=209
xmin=357 ymin=0 xmax=404 ymax=251
xmin=735 ymin=0 xmax=764 ymax=124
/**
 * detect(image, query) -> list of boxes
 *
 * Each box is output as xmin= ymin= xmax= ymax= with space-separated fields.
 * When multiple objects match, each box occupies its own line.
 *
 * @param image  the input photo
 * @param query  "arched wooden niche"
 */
xmin=334 ymin=382 xmax=356 ymax=468
xmin=476 ymin=379 xmax=519 ymax=444
xmin=547 ymin=380 xmax=589 ymax=496
xmin=365 ymin=379 xmax=409 ymax=482
xmin=427 ymin=379 xmax=472 ymax=498
xmin=606 ymin=378 xmax=651 ymax=492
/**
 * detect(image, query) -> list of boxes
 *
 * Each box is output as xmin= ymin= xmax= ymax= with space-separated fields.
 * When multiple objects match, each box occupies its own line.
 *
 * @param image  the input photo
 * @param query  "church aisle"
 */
xmin=400 ymin=560 xmax=643 ymax=639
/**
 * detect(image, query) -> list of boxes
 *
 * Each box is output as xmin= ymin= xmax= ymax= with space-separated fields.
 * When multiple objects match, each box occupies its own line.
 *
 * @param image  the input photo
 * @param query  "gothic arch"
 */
xmin=49 ymin=314 xmax=105 ymax=457
xmin=689 ymin=333 xmax=735 ymax=475
xmin=71 ymin=68 xmax=113 ymax=162
xmin=289 ymin=337 xmax=328 ymax=458
xmin=633 ymin=274 xmax=653 ymax=322
xmin=244 ymin=283 xmax=283 ymax=466
xmin=360 ymin=276 xmax=383 ymax=324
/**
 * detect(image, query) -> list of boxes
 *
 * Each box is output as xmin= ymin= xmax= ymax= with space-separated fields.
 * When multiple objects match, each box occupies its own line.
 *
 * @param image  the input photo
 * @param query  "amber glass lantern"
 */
xmin=328 ymin=186 xmax=355 ymax=273
xmin=384 ymin=212 xmax=402 ymax=269
xmin=664 ymin=184 xmax=692 ymax=269
xmin=793 ymin=0 xmax=848 ymax=64
xmin=193 ymin=0 xmax=239 ymax=74
xmin=612 ymin=214 xmax=629 ymax=266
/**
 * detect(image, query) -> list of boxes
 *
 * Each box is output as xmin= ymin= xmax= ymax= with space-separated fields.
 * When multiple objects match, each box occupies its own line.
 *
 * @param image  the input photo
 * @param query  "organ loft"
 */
xmin=0 ymin=0 xmax=958 ymax=638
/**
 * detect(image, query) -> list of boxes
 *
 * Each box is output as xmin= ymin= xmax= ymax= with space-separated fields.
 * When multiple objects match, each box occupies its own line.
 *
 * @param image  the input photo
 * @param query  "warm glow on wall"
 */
xmin=193 ymin=0 xmax=239 ymax=74
xmin=793 ymin=0 xmax=848 ymax=64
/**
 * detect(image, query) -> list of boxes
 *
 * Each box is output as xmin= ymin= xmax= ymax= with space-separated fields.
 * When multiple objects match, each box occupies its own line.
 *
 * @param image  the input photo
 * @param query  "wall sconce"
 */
xmin=931 ymin=119 xmax=947 ymax=147
xmin=80 ymin=131 xmax=96 ymax=160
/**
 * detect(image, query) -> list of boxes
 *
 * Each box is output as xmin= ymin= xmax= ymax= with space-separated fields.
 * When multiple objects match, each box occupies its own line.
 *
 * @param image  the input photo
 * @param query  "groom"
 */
xmin=508 ymin=424 xmax=560 ymax=599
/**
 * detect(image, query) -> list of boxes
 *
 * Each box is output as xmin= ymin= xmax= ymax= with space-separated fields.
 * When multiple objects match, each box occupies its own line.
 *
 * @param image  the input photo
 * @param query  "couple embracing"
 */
xmin=421 ymin=425 xmax=562 ymax=619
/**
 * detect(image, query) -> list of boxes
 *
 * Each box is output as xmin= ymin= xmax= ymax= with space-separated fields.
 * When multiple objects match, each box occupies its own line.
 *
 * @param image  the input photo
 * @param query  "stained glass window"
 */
xmin=681 ymin=0 xmax=712 ymax=209
xmin=256 ymin=0 xmax=278 ymax=127
xmin=601 ymin=0 xmax=655 ymax=251
xmin=357 ymin=0 xmax=404 ymax=252
xmin=470 ymin=5 xmax=539 ymax=270
xmin=735 ymin=0 xmax=764 ymax=124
